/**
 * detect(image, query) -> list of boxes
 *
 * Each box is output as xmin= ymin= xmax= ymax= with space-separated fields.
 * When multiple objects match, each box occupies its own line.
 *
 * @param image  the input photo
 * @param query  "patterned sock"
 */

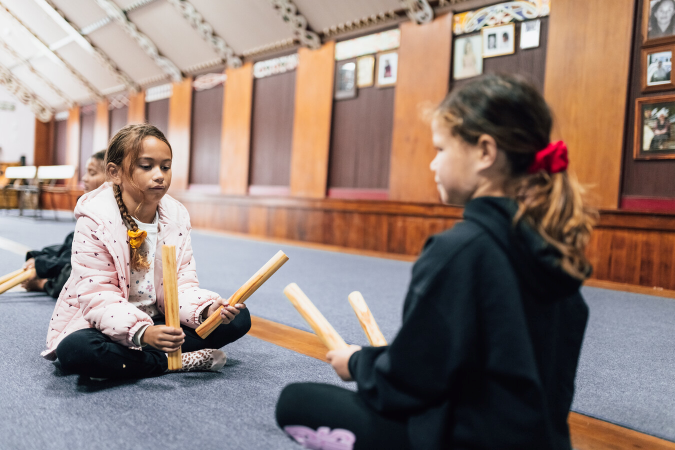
xmin=167 ymin=349 xmax=227 ymax=373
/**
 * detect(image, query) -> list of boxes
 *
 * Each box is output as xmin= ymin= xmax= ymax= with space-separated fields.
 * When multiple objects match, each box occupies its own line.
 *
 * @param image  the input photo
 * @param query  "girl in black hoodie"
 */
xmin=276 ymin=75 xmax=596 ymax=450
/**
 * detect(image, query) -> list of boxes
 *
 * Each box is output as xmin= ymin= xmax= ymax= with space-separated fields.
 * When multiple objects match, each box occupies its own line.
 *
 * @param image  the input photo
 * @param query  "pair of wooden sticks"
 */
xmin=284 ymin=283 xmax=388 ymax=350
xmin=0 ymin=267 xmax=38 ymax=295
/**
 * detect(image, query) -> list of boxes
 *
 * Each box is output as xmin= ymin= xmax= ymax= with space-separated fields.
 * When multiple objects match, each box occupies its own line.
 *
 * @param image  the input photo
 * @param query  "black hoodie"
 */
xmin=348 ymin=197 xmax=589 ymax=449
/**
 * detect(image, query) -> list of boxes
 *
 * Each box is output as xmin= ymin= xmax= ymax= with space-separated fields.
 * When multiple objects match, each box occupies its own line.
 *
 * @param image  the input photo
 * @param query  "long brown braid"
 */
xmin=106 ymin=124 xmax=173 ymax=271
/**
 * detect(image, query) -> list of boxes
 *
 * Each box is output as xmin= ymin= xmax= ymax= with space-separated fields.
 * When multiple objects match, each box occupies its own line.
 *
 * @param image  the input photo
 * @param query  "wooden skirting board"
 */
xmin=249 ymin=316 xmax=675 ymax=450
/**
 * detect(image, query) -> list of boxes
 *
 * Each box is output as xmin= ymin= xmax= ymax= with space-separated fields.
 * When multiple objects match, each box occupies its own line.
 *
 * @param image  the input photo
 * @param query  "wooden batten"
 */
xmin=66 ymin=106 xmax=81 ymax=185
xmin=167 ymin=77 xmax=193 ymax=192
xmin=93 ymin=100 xmax=110 ymax=152
xmin=289 ymin=42 xmax=335 ymax=199
xmin=220 ymin=63 xmax=254 ymax=195
xmin=388 ymin=13 xmax=453 ymax=203
xmin=127 ymin=91 xmax=146 ymax=125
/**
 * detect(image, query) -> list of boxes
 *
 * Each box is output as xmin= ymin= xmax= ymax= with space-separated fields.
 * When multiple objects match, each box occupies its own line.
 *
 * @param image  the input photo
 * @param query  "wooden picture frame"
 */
xmin=356 ymin=55 xmax=375 ymax=88
xmin=481 ymin=23 xmax=515 ymax=58
xmin=634 ymin=95 xmax=675 ymax=160
xmin=642 ymin=44 xmax=675 ymax=92
xmin=375 ymin=51 xmax=398 ymax=87
xmin=335 ymin=60 xmax=357 ymax=100
xmin=643 ymin=0 xmax=675 ymax=47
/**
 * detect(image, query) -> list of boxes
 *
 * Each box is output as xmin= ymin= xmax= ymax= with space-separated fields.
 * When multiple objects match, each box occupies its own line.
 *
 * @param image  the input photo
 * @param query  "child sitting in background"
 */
xmin=42 ymin=124 xmax=251 ymax=379
xmin=22 ymin=150 xmax=107 ymax=298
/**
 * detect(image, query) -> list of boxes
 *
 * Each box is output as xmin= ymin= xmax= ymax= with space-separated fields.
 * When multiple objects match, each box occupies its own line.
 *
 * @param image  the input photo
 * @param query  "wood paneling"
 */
xmin=543 ymin=0 xmax=635 ymax=209
xmin=289 ymin=42 xmax=336 ymax=198
xmin=79 ymin=110 xmax=95 ymax=179
xmin=250 ymin=69 xmax=296 ymax=187
xmin=389 ymin=14 xmax=453 ymax=203
xmin=127 ymin=91 xmax=146 ymax=124
xmin=190 ymin=85 xmax=223 ymax=185
xmin=66 ymin=106 xmax=80 ymax=184
xmin=221 ymin=63 xmax=254 ymax=195
xmin=54 ymin=119 xmax=68 ymax=166
xmin=146 ymin=97 xmax=169 ymax=137
xmin=33 ymin=119 xmax=54 ymax=167
xmin=622 ymin=0 xmax=675 ymax=201
xmin=167 ymin=77 xmax=193 ymax=192
xmin=329 ymin=83 xmax=395 ymax=190
xmin=109 ymin=106 xmax=128 ymax=139
xmin=93 ymin=100 xmax=109 ymax=152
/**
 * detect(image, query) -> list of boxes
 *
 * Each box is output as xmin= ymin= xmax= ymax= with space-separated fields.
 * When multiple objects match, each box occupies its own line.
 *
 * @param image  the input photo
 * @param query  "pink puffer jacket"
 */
xmin=42 ymin=182 xmax=220 ymax=360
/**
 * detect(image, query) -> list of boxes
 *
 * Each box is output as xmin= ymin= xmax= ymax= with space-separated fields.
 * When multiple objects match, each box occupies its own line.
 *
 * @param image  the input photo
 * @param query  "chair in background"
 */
xmin=36 ymin=165 xmax=76 ymax=221
xmin=4 ymin=166 xmax=38 ymax=217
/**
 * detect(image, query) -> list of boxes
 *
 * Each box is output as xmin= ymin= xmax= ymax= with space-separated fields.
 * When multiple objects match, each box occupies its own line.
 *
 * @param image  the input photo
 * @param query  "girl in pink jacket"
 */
xmin=43 ymin=124 xmax=251 ymax=379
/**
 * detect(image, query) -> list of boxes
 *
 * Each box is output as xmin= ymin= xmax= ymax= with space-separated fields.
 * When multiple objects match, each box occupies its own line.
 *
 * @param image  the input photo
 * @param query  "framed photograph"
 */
xmin=634 ymin=95 xmax=675 ymax=160
xmin=356 ymin=55 xmax=375 ymax=88
xmin=376 ymin=51 xmax=398 ymax=87
xmin=482 ymin=23 xmax=515 ymax=58
xmin=520 ymin=20 xmax=541 ymax=49
xmin=642 ymin=45 xmax=675 ymax=91
xmin=453 ymin=34 xmax=483 ymax=80
xmin=643 ymin=0 xmax=675 ymax=46
xmin=335 ymin=60 xmax=357 ymax=100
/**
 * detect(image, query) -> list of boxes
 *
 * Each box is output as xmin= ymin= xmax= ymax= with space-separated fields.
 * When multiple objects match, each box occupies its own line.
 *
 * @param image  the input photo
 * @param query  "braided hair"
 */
xmin=105 ymin=124 xmax=172 ymax=271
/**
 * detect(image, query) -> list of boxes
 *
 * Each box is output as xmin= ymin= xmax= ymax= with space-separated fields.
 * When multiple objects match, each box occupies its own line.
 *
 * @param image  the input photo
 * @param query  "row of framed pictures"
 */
xmin=643 ymin=0 xmax=675 ymax=47
xmin=335 ymin=51 xmax=398 ymax=100
xmin=635 ymin=95 xmax=675 ymax=160
xmin=453 ymin=20 xmax=541 ymax=81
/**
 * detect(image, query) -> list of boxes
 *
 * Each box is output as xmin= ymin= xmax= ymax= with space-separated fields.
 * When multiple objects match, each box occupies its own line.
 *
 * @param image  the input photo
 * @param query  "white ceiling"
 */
xmin=0 ymin=0 xmax=429 ymax=115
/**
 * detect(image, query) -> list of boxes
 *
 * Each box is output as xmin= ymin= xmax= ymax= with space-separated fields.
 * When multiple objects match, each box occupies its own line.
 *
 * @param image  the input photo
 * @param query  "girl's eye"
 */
xmin=162 ymin=166 xmax=171 ymax=171
xmin=140 ymin=165 xmax=151 ymax=170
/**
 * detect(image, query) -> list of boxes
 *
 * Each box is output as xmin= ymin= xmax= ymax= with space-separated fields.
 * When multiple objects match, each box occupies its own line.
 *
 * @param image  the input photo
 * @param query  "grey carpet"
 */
xmin=1 ymin=215 xmax=674 ymax=446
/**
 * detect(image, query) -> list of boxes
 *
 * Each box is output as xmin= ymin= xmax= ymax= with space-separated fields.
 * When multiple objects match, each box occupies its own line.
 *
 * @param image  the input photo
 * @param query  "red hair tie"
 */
xmin=527 ymin=141 xmax=569 ymax=174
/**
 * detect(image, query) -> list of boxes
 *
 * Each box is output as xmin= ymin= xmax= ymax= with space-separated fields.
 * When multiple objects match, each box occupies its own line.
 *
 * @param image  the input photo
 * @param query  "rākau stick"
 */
xmin=196 ymin=250 xmax=289 ymax=339
xmin=283 ymin=283 xmax=349 ymax=351
xmin=348 ymin=291 xmax=387 ymax=347
xmin=0 ymin=268 xmax=26 ymax=285
xmin=162 ymin=245 xmax=182 ymax=370
xmin=0 ymin=268 xmax=36 ymax=295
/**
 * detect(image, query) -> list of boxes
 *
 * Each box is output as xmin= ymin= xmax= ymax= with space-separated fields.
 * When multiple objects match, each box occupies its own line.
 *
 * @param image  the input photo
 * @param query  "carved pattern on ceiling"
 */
xmin=401 ymin=0 xmax=434 ymax=25
xmin=269 ymin=0 xmax=321 ymax=49
xmin=0 ymin=63 xmax=53 ymax=122
xmin=453 ymin=0 xmax=551 ymax=35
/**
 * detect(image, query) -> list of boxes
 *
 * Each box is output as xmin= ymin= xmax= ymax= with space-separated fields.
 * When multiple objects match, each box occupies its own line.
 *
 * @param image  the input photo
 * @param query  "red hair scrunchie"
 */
xmin=527 ymin=141 xmax=569 ymax=174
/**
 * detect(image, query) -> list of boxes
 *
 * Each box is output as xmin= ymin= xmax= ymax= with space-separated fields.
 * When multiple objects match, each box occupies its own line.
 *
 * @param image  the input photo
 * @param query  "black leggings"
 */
xmin=276 ymin=383 xmax=410 ymax=450
xmin=56 ymin=308 xmax=251 ymax=379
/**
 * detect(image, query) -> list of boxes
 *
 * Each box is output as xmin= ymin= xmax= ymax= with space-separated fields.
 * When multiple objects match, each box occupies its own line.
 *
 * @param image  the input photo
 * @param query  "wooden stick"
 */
xmin=348 ymin=291 xmax=388 ymax=347
xmin=196 ymin=250 xmax=289 ymax=339
xmin=162 ymin=245 xmax=181 ymax=370
xmin=0 ymin=268 xmax=36 ymax=295
xmin=283 ymin=283 xmax=349 ymax=351
xmin=0 ymin=268 xmax=26 ymax=285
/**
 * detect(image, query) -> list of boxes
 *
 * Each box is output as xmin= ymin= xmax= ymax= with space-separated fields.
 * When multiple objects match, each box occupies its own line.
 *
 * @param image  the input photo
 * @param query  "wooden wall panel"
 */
xmin=250 ymin=69 xmax=296 ymax=187
xmin=146 ymin=98 xmax=169 ymax=137
xmin=109 ymin=106 xmax=128 ymax=139
xmin=54 ymin=119 xmax=68 ymax=166
xmin=79 ymin=110 xmax=95 ymax=179
xmin=190 ymin=85 xmax=223 ymax=185
xmin=66 ymin=106 xmax=80 ymax=184
xmin=33 ymin=118 xmax=54 ymax=167
xmin=220 ymin=63 xmax=254 ymax=195
xmin=329 ymin=83 xmax=395 ymax=190
xmin=389 ymin=14 xmax=453 ymax=203
xmin=127 ymin=91 xmax=146 ymax=124
xmin=289 ymin=42 xmax=335 ymax=198
xmin=93 ymin=100 xmax=109 ymax=152
xmin=167 ymin=77 xmax=193 ymax=192
xmin=543 ymin=0 xmax=635 ymax=209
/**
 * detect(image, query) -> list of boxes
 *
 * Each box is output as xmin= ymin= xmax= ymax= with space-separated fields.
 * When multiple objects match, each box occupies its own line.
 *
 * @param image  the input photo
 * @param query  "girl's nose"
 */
xmin=430 ymin=154 xmax=439 ymax=172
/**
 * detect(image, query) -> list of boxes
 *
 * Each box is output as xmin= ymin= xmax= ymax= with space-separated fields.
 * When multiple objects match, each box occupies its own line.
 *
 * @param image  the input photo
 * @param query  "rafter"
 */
xmin=165 ymin=0 xmax=242 ymax=68
xmin=0 ymin=62 xmax=53 ymax=122
xmin=401 ymin=0 xmax=434 ymax=24
xmin=0 ymin=3 xmax=104 ymax=101
xmin=269 ymin=0 xmax=321 ymax=49
xmin=94 ymin=0 xmax=183 ymax=82
xmin=38 ymin=0 xmax=140 ymax=93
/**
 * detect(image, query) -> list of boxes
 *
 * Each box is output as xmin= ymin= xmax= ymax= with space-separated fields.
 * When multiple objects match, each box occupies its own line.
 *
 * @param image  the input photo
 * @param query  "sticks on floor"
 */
xmin=162 ymin=245 xmax=182 ymax=370
xmin=348 ymin=291 xmax=387 ymax=347
xmin=0 ymin=268 xmax=36 ymax=295
xmin=196 ymin=250 xmax=289 ymax=339
xmin=0 ymin=268 xmax=27 ymax=285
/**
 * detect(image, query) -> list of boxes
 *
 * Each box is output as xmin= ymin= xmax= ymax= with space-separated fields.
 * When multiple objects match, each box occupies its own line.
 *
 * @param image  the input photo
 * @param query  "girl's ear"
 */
xmin=476 ymin=134 xmax=499 ymax=169
xmin=107 ymin=162 xmax=122 ymax=185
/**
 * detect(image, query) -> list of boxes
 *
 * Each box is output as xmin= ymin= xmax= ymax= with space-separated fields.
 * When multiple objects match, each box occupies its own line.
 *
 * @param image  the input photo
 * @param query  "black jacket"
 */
xmin=349 ymin=197 xmax=589 ymax=449
xmin=26 ymin=231 xmax=73 ymax=299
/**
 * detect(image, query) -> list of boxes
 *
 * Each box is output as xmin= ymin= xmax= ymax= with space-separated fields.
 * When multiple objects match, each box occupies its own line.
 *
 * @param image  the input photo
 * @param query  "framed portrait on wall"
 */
xmin=634 ymin=95 xmax=675 ymax=159
xmin=642 ymin=45 xmax=675 ymax=91
xmin=520 ymin=20 xmax=541 ymax=49
xmin=643 ymin=0 xmax=675 ymax=46
xmin=482 ymin=23 xmax=515 ymax=58
xmin=376 ymin=51 xmax=398 ymax=87
xmin=357 ymin=55 xmax=375 ymax=88
xmin=453 ymin=34 xmax=483 ymax=80
xmin=335 ymin=60 xmax=357 ymax=100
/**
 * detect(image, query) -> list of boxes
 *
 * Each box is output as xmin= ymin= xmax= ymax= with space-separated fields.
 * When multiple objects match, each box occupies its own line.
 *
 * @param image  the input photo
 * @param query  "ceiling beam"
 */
xmin=165 ymin=0 xmax=242 ymax=69
xmin=0 ymin=3 xmax=104 ymax=101
xmin=0 ymin=62 xmax=53 ymax=122
xmin=401 ymin=0 xmax=434 ymax=24
xmin=37 ymin=0 xmax=140 ymax=93
xmin=94 ymin=0 xmax=183 ymax=82
xmin=269 ymin=0 xmax=321 ymax=49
